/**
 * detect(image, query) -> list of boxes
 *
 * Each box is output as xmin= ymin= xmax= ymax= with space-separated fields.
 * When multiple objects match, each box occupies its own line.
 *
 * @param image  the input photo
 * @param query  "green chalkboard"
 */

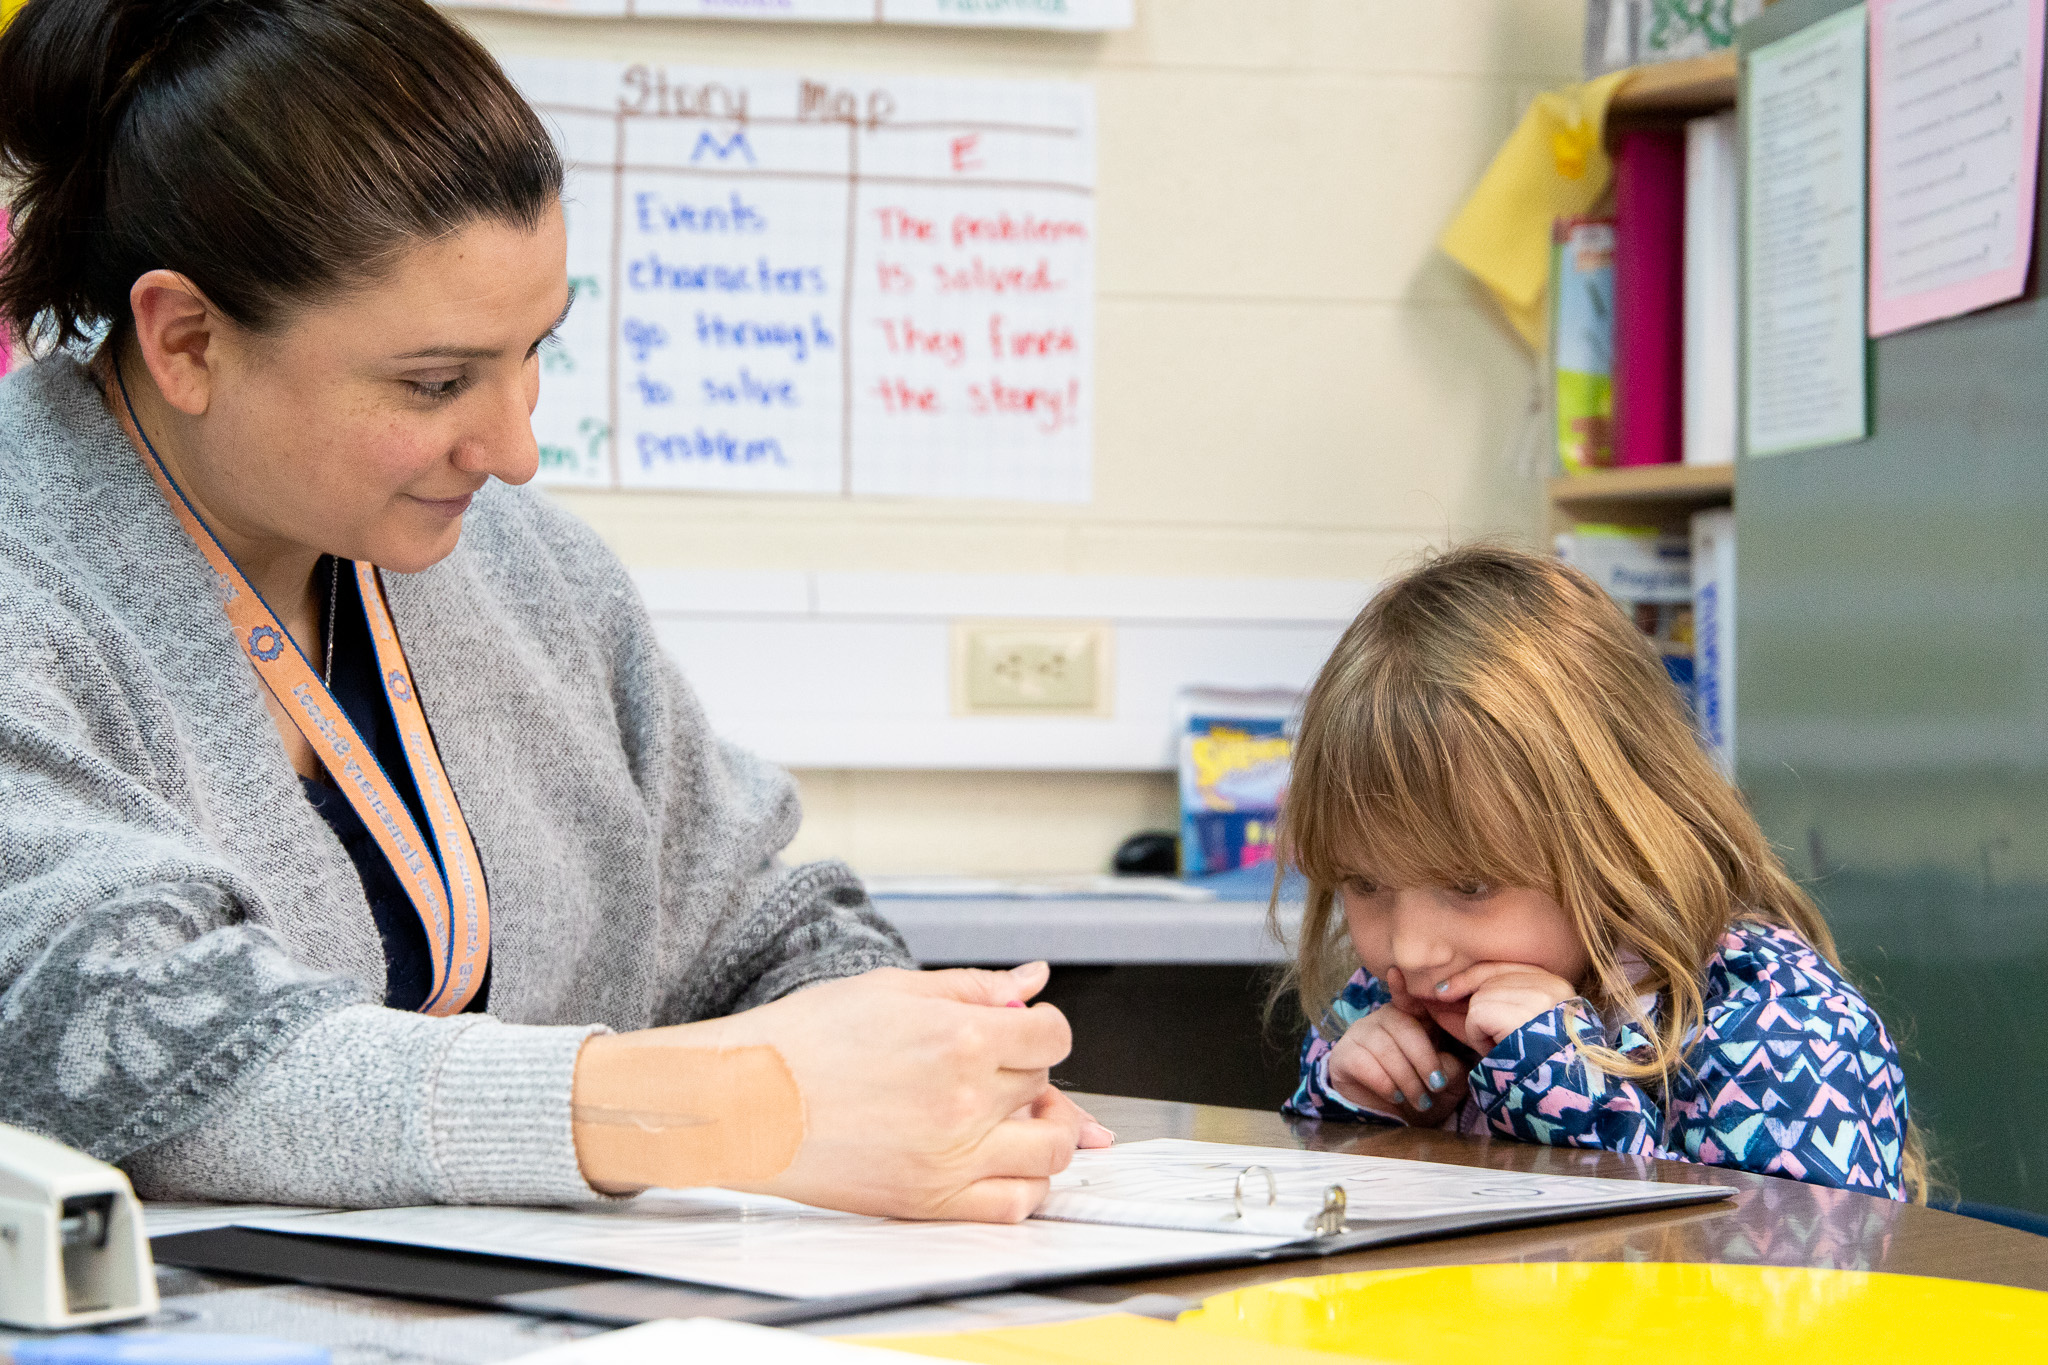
xmin=1738 ymin=0 xmax=2048 ymax=1212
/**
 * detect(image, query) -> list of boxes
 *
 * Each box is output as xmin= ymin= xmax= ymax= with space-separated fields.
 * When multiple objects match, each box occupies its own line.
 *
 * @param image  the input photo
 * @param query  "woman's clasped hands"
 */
xmin=572 ymin=961 xmax=1115 ymax=1223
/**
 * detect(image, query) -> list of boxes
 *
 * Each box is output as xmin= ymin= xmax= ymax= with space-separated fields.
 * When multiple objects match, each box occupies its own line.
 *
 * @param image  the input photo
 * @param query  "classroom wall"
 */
xmin=456 ymin=2 xmax=1587 ymax=876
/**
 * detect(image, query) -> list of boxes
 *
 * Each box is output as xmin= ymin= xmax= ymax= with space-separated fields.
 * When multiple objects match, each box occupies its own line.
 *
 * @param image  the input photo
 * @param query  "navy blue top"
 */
xmin=299 ymin=560 xmax=489 ymax=1013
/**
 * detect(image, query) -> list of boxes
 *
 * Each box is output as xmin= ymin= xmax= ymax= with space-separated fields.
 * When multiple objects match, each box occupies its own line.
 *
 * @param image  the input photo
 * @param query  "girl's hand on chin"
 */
xmin=1428 ymin=962 xmax=1579 ymax=1054
xmin=1325 ymin=985 xmax=1471 ymax=1127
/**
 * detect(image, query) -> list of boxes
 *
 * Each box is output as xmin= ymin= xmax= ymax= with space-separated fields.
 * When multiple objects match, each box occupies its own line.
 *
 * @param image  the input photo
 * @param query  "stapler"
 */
xmin=0 ymin=1124 xmax=158 ymax=1330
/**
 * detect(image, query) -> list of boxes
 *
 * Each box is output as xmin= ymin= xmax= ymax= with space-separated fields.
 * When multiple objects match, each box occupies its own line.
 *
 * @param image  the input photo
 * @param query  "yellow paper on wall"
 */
xmin=1438 ymin=70 xmax=1631 ymax=349
xmin=856 ymin=1312 xmax=1350 ymax=1365
xmin=1174 ymin=1263 xmax=2048 ymax=1361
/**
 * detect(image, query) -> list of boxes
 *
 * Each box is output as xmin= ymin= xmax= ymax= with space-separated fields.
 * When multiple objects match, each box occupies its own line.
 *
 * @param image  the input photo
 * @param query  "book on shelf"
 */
xmin=1613 ymin=128 xmax=1686 ymax=467
xmin=1684 ymin=112 xmax=1739 ymax=468
xmin=1690 ymin=508 xmax=1736 ymax=775
xmin=1550 ymin=217 xmax=1618 ymax=473
xmin=1556 ymin=523 xmax=1696 ymax=712
xmin=1584 ymin=0 xmax=1764 ymax=76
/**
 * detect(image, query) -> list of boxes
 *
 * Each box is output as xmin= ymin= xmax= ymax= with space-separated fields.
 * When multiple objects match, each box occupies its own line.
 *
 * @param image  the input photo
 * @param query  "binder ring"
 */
xmin=1232 ymin=1165 xmax=1277 ymax=1219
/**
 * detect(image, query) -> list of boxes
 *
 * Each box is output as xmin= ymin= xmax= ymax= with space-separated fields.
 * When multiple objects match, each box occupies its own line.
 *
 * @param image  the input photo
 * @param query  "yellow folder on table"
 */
xmin=858 ymin=1312 xmax=1343 ymax=1365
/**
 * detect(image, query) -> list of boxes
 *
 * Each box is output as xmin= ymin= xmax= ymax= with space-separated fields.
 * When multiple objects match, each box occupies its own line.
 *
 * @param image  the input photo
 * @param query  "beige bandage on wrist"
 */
xmin=571 ymin=1037 xmax=805 ymax=1193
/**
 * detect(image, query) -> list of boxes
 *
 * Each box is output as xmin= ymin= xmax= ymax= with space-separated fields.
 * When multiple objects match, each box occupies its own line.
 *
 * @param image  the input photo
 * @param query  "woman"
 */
xmin=0 ymin=0 xmax=1104 ymax=1218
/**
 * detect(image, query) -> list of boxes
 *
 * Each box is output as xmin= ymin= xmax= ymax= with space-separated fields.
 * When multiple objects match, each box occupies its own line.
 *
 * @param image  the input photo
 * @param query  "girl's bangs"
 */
xmin=1292 ymin=674 xmax=1555 ymax=896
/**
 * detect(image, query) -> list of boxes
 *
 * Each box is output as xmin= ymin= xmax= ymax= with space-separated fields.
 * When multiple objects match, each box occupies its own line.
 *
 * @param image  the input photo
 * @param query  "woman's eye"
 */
xmin=1452 ymin=880 xmax=1491 ymax=898
xmin=1343 ymin=877 xmax=1381 ymax=896
xmin=405 ymin=374 xmax=470 ymax=401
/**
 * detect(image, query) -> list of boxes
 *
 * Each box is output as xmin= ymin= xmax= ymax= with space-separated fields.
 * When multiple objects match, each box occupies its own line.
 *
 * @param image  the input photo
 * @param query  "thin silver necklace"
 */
xmin=324 ymin=555 xmax=339 ymax=688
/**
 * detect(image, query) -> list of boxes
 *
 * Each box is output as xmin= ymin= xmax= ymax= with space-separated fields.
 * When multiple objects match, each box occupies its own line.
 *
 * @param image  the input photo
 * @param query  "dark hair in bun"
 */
xmin=0 ymin=0 xmax=562 ymax=352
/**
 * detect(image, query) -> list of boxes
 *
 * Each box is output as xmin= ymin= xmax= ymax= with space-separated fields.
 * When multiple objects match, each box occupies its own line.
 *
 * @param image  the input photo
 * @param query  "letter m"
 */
xmin=691 ymin=131 xmax=756 ymax=165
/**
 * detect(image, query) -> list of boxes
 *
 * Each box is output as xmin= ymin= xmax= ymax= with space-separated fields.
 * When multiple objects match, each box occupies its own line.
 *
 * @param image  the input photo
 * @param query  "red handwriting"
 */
xmin=875 ymin=261 xmax=916 ymax=293
xmin=966 ymin=377 xmax=1079 ymax=432
xmin=951 ymin=134 xmax=984 ymax=174
xmin=876 ymin=317 xmax=965 ymax=366
xmin=874 ymin=207 xmax=934 ymax=242
xmin=872 ymin=377 xmax=942 ymax=414
xmin=932 ymin=257 xmax=1062 ymax=294
xmin=952 ymin=212 xmax=1088 ymax=249
xmin=988 ymin=313 xmax=1076 ymax=360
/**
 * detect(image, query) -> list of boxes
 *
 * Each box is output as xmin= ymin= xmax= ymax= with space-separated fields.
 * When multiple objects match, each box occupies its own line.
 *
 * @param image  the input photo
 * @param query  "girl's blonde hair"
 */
xmin=1278 ymin=543 xmax=1927 ymax=1200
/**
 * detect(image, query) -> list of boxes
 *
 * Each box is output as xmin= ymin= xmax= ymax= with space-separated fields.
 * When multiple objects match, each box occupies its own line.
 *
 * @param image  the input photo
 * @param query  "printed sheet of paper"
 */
xmin=1868 ymin=0 xmax=2044 ymax=335
xmin=1745 ymin=5 xmax=1870 ymax=457
xmin=504 ymin=57 xmax=1093 ymax=500
xmin=235 ymin=1140 xmax=1719 ymax=1301
xmin=444 ymin=0 xmax=1132 ymax=28
xmin=508 ymin=1318 xmax=924 ymax=1364
xmin=142 ymin=1202 xmax=332 ymax=1239
xmin=239 ymin=1187 xmax=1294 ymax=1301
xmin=1037 ymin=1139 xmax=1703 ymax=1237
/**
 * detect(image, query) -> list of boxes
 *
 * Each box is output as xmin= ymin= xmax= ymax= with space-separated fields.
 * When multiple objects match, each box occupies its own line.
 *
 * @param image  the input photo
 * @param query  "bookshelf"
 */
xmin=1607 ymin=50 xmax=1737 ymax=126
xmin=1545 ymin=49 xmax=1740 ymax=541
xmin=1545 ymin=462 xmax=1732 ymax=538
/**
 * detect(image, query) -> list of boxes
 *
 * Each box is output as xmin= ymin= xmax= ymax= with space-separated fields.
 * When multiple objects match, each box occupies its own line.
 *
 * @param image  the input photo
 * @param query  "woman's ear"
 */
xmin=128 ymin=270 xmax=220 ymax=416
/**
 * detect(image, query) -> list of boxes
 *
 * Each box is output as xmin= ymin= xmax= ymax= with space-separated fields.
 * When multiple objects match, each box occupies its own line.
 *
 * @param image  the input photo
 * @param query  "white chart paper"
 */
xmin=1744 ymin=5 xmax=1870 ymax=458
xmin=443 ymin=0 xmax=1132 ymax=28
xmin=506 ymin=57 xmax=1094 ymax=499
xmin=1868 ymin=0 xmax=2045 ymax=336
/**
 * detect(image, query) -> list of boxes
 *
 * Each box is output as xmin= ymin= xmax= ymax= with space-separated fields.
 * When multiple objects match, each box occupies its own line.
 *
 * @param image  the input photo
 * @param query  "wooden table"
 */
xmin=1072 ymin=1093 xmax=2048 ymax=1296
xmin=120 ymin=1094 xmax=2048 ymax=1361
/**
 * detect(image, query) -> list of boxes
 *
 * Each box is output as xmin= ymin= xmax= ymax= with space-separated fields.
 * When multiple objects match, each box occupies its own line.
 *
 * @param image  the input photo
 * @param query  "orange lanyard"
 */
xmin=113 ymin=364 xmax=490 ymax=1015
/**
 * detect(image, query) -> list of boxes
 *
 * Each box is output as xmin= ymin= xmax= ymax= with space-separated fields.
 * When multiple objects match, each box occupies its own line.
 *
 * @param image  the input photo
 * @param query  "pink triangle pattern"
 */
xmin=1286 ymin=922 xmax=1909 ymax=1201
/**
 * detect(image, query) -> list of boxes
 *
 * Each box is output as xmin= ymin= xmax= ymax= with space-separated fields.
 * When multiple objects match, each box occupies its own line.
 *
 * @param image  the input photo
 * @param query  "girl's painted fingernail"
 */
xmin=1429 ymin=1070 xmax=1446 ymax=1091
xmin=1434 ymin=980 xmax=1451 ymax=994
xmin=1390 ymin=1089 xmax=1405 ymax=1105
xmin=1415 ymin=1094 xmax=1433 ymax=1111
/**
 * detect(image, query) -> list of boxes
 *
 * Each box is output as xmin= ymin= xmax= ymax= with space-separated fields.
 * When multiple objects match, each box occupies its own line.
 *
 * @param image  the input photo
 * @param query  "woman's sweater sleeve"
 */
xmin=122 ymin=1006 xmax=605 ymax=1206
xmin=0 ymin=595 xmax=610 ymax=1204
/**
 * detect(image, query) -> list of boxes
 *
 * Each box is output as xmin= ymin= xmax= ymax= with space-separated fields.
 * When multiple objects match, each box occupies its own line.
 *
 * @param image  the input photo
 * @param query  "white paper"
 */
xmin=441 ymin=0 xmax=1132 ymax=29
xmin=1868 ymin=0 xmax=2044 ymax=335
xmin=234 ymin=1139 xmax=1715 ymax=1303
xmin=506 ymin=57 xmax=1094 ymax=501
xmin=1038 ymin=1139 xmax=1696 ymax=1233
xmin=142 ymin=1202 xmax=333 ymax=1239
xmin=507 ymin=1319 xmax=926 ymax=1363
xmin=1744 ymin=5 xmax=1870 ymax=458
xmin=238 ymin=1185 xmax=1295 ymax=1301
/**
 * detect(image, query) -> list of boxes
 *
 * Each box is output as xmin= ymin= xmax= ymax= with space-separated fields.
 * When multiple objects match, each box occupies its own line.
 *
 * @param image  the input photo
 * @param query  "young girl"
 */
xmin=1281 ymin=545 xmax=1923 ymax=1202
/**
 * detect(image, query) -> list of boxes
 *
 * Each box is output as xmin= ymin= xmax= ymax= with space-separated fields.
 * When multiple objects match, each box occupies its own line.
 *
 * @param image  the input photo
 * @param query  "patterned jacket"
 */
xmin=1286 ymin=922 xmax=1911 ymax=1200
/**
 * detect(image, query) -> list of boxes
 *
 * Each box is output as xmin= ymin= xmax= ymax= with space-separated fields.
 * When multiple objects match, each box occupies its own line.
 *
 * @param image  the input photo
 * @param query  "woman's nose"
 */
xmin=454 ymin=376 xmax=540 ymax=485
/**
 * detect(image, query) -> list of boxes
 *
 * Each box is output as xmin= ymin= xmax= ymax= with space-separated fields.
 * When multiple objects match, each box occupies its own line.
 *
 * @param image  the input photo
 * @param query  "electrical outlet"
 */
xmin=953 ymin=621 xmax=1112 ymax=715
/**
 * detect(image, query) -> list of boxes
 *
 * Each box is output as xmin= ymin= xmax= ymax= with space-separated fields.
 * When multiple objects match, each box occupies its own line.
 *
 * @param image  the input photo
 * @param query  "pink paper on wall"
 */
xmin=1869 ymin=0 xmax=2046 ymax=337
xmin=1612 ymin=128 xmax=1686 ymax=466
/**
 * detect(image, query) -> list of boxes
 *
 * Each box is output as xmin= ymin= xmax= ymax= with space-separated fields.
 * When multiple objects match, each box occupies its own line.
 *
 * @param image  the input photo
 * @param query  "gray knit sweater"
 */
xmin=0 ymin=358 xmax=911 ymax=1206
